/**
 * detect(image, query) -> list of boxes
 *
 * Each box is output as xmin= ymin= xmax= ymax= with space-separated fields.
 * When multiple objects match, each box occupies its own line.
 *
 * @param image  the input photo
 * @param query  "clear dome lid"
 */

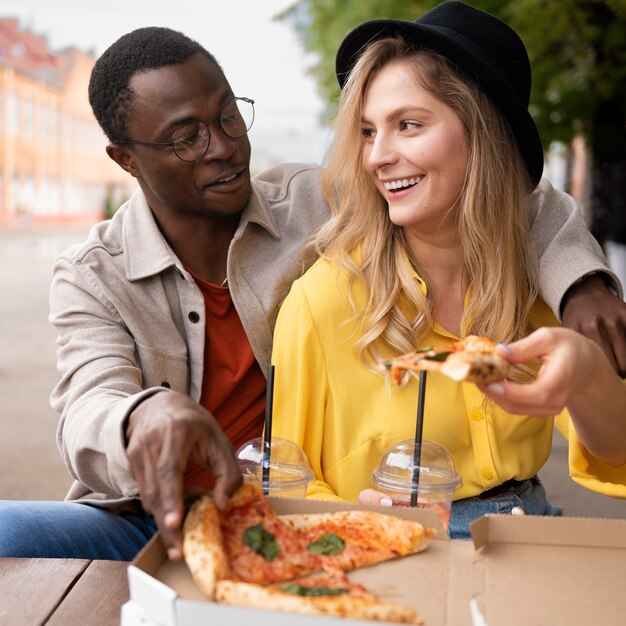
xmin=235 ymin=436 xmax=314 ymax=489
xmin=372 ymin=439 xmax=462 ymax=494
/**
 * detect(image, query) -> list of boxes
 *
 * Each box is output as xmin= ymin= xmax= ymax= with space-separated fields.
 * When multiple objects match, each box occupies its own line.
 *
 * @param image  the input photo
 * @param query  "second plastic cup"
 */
xmin=235 ymin=436 xmax=314 ymax=498
xmin=372 ymin=439 xmax=462 ymax=532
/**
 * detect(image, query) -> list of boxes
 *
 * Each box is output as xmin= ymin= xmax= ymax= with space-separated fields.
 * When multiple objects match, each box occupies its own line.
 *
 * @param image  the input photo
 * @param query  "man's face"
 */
xmin=115 ymin=53 xmax=252 ymax=221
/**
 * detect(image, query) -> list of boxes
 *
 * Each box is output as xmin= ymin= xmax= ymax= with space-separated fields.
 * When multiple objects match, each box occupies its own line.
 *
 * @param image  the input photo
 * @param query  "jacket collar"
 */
xmin=122 ymin=180 xmax=280 ymax=282
xmin=122 ymin=188 xmax=181 ymax=281
xmin=236 ymin=178 xmax=281 ymax=240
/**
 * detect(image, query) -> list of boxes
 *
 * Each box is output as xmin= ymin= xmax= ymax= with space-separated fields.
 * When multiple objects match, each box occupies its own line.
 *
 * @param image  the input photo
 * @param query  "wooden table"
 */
xmin=0 ymin=558 xmax=129 ymax=625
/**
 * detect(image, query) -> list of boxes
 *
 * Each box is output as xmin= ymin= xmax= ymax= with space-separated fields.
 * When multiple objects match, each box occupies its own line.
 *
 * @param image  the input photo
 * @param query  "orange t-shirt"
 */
xmin=184 ymin=271 xmax=266 ymax=492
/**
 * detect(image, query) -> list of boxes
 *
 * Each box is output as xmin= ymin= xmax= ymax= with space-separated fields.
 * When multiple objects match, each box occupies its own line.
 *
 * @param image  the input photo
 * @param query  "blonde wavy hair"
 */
xmin=316 ymin=38 xmax=539 ymax=370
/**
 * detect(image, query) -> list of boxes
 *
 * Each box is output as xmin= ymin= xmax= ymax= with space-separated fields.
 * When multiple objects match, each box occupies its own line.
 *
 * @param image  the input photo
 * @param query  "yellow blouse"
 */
xmin=271 ymin=257 xmax=626 ymax=502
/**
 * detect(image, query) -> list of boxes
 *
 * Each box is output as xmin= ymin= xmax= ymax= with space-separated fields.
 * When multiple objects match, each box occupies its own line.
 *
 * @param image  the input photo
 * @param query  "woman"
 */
xmin=271 ymin=1 xmax=626 ymax=538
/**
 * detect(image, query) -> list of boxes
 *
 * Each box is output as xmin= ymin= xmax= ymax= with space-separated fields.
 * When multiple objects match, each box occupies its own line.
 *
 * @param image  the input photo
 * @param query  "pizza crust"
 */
xmin=182 ymin=494 xmax=231 ymax=600
xmin=224 ymin=476 xmax=264 ymax=510
xmin=439 ymin=351 xmax=510 ymax=383
xmin=215 ymin=579 xmax=421 ymax=624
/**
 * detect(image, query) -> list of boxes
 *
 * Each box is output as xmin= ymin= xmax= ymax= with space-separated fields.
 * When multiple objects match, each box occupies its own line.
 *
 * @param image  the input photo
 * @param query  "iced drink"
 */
xmin=372 ymin=439 xmax=461 ymax=531
xmin=235 ymin=436 xmax=314 ymax=498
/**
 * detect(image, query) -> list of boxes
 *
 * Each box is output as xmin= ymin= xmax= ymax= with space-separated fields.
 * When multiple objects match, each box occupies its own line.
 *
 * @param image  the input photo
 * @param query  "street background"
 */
xmin=1 ymin=225 xmax=624 ymax=520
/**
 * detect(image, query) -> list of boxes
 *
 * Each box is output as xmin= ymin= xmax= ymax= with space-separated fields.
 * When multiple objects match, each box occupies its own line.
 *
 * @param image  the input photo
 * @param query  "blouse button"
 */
xmin=471 ymin=410 xmax=484 ymax=421
xmin=482 ymin=469 xmax=493 ymax=481
xmin=188 ymin=311 xmax=200 ymax=323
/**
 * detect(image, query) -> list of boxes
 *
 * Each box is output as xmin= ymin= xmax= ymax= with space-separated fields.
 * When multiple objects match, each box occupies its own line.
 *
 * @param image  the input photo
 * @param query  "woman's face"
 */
xmin=361 ymin=60 xmax=468 ymax=236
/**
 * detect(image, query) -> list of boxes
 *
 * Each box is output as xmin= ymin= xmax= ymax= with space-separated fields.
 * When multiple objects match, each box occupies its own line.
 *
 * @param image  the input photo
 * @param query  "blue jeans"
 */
xmin=449 ymin=476 xmax=562 ymax=540
xmin=0 ymin=500 xmax=157 ymax=560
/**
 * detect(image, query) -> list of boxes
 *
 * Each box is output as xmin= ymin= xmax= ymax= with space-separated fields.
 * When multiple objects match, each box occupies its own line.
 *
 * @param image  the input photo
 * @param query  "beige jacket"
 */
xmin=49 ymin=163 xmax=616 ymax=507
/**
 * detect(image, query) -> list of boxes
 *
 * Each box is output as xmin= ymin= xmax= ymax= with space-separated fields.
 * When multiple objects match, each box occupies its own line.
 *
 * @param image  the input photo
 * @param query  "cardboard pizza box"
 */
xmin=122 ymin=498 xmax=626 ymax=626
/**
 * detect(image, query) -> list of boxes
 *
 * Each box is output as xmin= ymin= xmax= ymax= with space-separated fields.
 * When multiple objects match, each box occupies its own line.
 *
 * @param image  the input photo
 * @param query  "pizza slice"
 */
xmin=216 ymin=568 xmax=423 ymax=624
xmin=183 ymin=477 xmax=321 ymax=597
xmin=281 ymin=510 xmax=436 ymax=571
xmin=385 ymin=335 xmax=510 ymax=385
xmin=183 ymin=477 xmax=436 ymax=603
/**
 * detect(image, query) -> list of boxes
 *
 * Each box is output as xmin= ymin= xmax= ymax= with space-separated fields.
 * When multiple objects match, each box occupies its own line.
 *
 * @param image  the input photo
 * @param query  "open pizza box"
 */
xmin=121 ymin=497 xmax=626 ymax=626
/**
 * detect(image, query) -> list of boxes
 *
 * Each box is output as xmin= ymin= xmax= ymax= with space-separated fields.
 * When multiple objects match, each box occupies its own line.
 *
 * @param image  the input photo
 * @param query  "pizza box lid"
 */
xmin=467 ymin=514 xmax=626 ymax=625
xmin=124 ymin=499 xmax=626 ymax=626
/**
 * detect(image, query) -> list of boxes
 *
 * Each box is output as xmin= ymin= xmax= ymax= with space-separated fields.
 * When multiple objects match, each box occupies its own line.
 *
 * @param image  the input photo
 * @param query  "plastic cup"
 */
xmin=372 ymin=439 xmax=462 ymax=532
xmin=235 ymin=437 xmax=314 ymax=498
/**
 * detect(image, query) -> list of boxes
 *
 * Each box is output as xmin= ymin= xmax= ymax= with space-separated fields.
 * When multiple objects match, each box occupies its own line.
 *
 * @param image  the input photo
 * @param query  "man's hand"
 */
xmin=561 ymin=274 xmax=626 ymax=376
xmin=126 ymin=391 xmax=242 ymax=560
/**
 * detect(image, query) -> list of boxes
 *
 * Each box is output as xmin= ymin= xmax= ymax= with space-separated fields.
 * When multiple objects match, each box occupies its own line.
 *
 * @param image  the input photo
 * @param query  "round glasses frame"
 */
xmin=113 ymin=97 xmax=255 ymax=162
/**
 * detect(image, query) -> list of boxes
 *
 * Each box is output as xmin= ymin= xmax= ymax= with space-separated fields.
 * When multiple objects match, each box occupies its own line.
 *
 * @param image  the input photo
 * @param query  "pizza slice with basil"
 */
xmin=281 ymin=510 xmax=436 ymax=571
xmin=216 ymin=568 xmax=422 ymax=624
xmin=183 ymin=478 xmax=321 ymax=597
xmin=386 ymin=335 xmax=510 ymax=385
xmin=182 ymin=476 xmax=435 ymax=618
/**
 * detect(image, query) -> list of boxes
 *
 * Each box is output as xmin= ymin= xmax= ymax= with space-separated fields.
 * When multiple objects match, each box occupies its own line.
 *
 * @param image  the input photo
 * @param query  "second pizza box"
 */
xmin=122 ymin=497 xmax=626 ymax=626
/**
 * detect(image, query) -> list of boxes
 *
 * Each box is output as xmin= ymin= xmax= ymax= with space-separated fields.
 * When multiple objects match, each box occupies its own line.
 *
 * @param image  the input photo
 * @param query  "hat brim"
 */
xmin=335 ymin=20 xmax=543 ymax=187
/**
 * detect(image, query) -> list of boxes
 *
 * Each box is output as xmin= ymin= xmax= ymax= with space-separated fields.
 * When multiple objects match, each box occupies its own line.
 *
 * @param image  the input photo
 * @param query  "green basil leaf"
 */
xmin=422 ymin=350 xmax=452 ymax=362
xmin=282 ymin=584 xmax=348 ymax=597
xmin=306 ymin=533 xmax=346 ymax=556
xmin=242 ymin=524 xmax=281 ymax=561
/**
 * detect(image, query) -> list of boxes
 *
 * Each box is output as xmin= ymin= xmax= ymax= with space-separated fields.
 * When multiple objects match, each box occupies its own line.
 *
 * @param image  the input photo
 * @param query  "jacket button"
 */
xmin=188 ymin=311 xmax=200 ymax=323
xmin=161 ymin=381 xmax=171 ymax=389
xmin=511 ymin=506 xmax=525 ymax=516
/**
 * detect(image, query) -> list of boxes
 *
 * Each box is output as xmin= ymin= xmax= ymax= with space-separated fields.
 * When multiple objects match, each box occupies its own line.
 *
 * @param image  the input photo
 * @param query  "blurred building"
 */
xmin=0 ymin=19 xmax=134 ymax=227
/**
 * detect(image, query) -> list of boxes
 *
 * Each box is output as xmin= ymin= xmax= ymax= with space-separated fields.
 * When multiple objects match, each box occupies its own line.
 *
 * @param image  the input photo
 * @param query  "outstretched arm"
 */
xmin=51 ymin=255 xmax=241 ymax=561
xmin=480 ymin=327 xmax=626 ymax=467
xmin=126 ymin=391 xmax=241 ymax=560
xmin=529 ymin=179 xmax=626 ymax=375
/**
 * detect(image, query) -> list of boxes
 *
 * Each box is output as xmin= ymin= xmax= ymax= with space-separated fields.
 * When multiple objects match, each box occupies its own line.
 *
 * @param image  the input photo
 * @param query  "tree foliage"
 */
xmin=279 ymin=0 xmax=626 ymax=153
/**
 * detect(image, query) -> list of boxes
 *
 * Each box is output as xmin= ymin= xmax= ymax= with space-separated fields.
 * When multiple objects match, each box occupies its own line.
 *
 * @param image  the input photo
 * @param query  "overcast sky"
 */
xmin=0 ymin=0 xmax=331 ymax=169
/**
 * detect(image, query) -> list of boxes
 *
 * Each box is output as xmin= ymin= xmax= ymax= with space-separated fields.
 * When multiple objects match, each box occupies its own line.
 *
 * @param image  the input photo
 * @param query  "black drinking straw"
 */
xmin=410 ymin=370 xmax=428 ymax=506
xmin=262 ymin=364 xmax=275 ymax=495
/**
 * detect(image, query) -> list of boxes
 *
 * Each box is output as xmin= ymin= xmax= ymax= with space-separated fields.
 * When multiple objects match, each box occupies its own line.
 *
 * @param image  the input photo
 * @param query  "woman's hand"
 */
xmin=478 ymin=327 xmax=582 ymax=416
xmin=358 ymin=488 xmax=393 ymax=507
xmin=479 ymin=327 xmax=626 ymax=466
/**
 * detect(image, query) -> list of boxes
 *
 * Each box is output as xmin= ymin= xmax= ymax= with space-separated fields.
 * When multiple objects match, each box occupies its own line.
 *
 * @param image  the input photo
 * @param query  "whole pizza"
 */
xmin=183 ymin=477 xmax=436 ymax=623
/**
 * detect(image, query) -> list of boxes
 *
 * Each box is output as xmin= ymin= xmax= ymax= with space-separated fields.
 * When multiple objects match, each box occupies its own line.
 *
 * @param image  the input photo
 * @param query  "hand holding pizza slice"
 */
xmin=385 ymin=335 xmax=511 ymax=386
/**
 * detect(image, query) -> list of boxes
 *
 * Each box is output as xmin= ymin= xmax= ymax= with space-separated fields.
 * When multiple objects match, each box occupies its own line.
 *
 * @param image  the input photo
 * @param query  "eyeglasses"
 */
xmin=114 ymin=97 xmax=255 ymax=162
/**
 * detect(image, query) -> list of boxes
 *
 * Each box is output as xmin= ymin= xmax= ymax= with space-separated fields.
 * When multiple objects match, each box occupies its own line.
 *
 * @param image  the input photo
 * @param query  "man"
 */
xmin=0 ymin=27 xmax=624 ymax=562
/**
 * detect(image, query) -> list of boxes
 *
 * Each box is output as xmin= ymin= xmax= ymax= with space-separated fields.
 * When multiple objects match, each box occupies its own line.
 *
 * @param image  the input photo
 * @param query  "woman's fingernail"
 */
xmin=164 ymin=512 xmax=178 ymax=528
xmin=487 ymin=382 xmax=506 ymax=396
xmin=167 ymin=546 xmax=182 ymax=560
xmin=496 ymin=343 xmax=513 ymax=355
xmin=380 ymin=497 xmax=393 ymax=507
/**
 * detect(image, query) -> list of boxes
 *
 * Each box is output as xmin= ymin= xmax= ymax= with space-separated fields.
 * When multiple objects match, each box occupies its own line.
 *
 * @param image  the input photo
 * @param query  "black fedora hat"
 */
xmin=335 ymin=1 xmax=544 ymax=187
